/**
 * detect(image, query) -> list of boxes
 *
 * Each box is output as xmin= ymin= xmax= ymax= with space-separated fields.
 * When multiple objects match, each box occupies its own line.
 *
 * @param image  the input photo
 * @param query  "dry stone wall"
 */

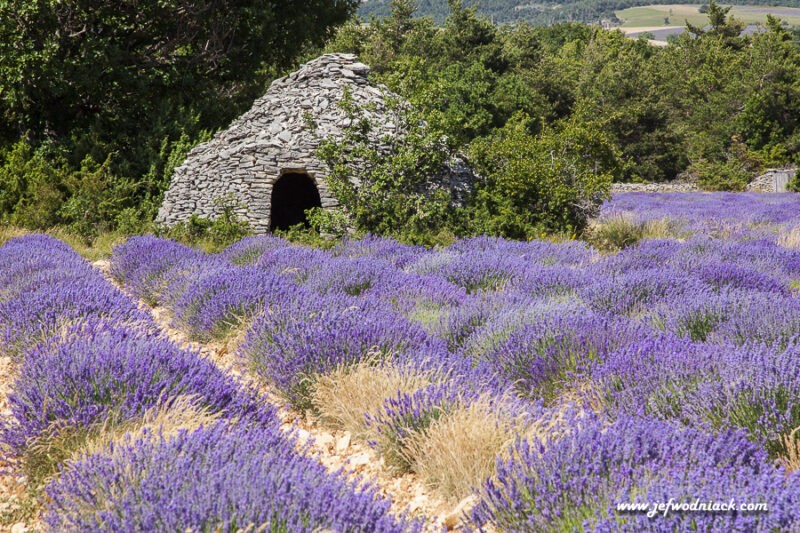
xmin=612 ymin=168 xmax=798 ymax=195
xmin=156 ymin=53 xmax=475 ymax=234
xmin=611 ymin=182 xmax=700 ymax=193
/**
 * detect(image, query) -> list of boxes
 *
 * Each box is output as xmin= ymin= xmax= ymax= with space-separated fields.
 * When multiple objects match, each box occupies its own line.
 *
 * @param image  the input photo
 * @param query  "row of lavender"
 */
xmin=0 ymin=235 xmax=412 ymax=531
xmin=110 ymin=193 xmax=800 ymax=530
xmin=600 ymin=191 xmax=800 ymax=242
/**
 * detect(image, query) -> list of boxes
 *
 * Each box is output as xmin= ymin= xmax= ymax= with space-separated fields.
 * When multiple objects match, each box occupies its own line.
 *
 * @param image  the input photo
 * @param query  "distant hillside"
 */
xmin=358 ymin=0 xmax=800 ymax=25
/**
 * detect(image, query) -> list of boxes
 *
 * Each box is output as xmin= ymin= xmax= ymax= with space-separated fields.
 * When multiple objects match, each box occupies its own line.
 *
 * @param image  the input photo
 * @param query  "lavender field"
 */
xmin=4 ymin=192 xmax=800 ymax=531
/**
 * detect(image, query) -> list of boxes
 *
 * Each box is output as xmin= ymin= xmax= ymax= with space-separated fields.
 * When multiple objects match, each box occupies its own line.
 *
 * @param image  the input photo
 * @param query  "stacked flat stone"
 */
xmin=612 ymin=167 xmax=798 ymax=195
xmin=156 ymin=53 xmax=476 ymax=234
xmin=610 ymin=182 xmax=700 ymax=193
xmin=746 ymin=168 xmax=796 ymax=193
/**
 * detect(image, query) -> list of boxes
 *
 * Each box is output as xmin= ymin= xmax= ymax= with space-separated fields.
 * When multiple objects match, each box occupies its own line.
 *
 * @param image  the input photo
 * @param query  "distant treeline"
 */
xmin=359 ymin=0 xmax=800 ymax=25
xmin=0 ymin=0 xmax=359 ymax=238
xmin=334 ymin=0 xmax=800 ymax=188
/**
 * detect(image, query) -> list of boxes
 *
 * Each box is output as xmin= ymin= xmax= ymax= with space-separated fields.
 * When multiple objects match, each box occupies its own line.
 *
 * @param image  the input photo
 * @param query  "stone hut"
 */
xmin=156 ymin=53 xmax=475 ymax=234
xmin=746 ymin=168 xmax=796 ymax=193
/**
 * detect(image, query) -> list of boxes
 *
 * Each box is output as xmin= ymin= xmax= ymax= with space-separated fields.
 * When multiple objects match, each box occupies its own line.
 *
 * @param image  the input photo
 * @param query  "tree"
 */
xmin=316 ymin=89 xmax=459 ymax=242
xmin=686 ymin=0 xmax=745 ymax=45
xmin=0 ymin=0 xmax=358 ymax=165
xmin=466 ymin=115 xmax=617 ymax=238
xmin=0 ymin=0 xmax=358 ymax=229
xmin=735 ymin=16 xmax=800 ymax=162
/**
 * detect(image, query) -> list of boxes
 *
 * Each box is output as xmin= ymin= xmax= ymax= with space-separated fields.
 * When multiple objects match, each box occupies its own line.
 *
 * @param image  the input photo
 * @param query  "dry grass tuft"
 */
xmin=554 ymin=379 xmax=605 ymax=414
xmin=778 ymin=226 xmax=800 ymax=250
xmin=586 ymin=214 xmax=687 ymax=252
xmin=75 ymin=395 xmax=223 ymax=462
xmin=23 ymin=398 xmax=222 ymax=522
xmin=47 ymin=228 xmax=128 ymax=261
xmin=311 ymin=358 xmax=436 ymax=438
xmin=643 ymin=217 xmax=688 ymax=240
xmin=778 ymin=426 xmax=800 ymax=473
xmin=24 ymin=395 xmax=222 ymax=488
xmin=405 ymin=396 xmax=524 ymax=502
xmin=0 ymin=226 xmax=27 ymax=246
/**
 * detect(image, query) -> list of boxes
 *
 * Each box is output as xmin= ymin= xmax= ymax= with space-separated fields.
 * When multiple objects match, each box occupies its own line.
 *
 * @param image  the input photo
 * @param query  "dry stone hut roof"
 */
xmin=156 ymin=53 xmax=475 ymax=234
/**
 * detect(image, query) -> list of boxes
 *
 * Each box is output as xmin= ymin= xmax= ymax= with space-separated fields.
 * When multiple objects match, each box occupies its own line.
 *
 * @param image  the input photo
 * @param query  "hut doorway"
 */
xmin=269 ymin=172 xmax=322 ymax=232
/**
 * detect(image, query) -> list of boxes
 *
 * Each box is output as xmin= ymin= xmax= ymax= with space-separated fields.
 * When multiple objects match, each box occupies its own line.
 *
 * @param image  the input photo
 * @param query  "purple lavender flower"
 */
xmin=45 ymin=421 xmax=417 ymax=532
xmin=579 ymin=267 xmax=709 ymax=317
xmin=447 ymin=236 xmax=596 ymax=267
xmin=171 ymin=265 xmax=307 ymax=341
xmin=333 ymin=234 xmax=426 ymax=268
xmin=110 ymin=235 xmax=212 ymax=305
xmin=369 ymin=272 xmax=468 ymax=314
xmin=366 ymin=358 xmax=512 ymax=471
xmin=304 ymin=256 xmax=394 ymax=297
xmin=591 ymin=334 xmax=720 ymax=422
xmin=472 ymin=415 xmax=800 ymax=532
xmin=484 ymin=305 xmax=652 ymax=401
xmin=600 ymin=192 xmax=800 ymax=242
xmin=3 ymin=318 xmax=276 ymax=452
xmin=431 ymin=251 xmax=529 ymax=293
xmin=238 ymin=295 xmax=446 ymax=411
xmin=218 ymin=235 xmax=290 ymax=265
xmin=0 ymin=235 xmax=148 ymax=357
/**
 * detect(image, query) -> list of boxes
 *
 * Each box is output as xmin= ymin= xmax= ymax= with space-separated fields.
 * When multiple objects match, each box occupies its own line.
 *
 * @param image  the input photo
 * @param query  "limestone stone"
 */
xmin=610 ymin=182 xmax=699 ymax=193
xmin=746 ymin=168 xmax=796 ymax=193
xmin=335 ymin=431 xmax=351 ymax=453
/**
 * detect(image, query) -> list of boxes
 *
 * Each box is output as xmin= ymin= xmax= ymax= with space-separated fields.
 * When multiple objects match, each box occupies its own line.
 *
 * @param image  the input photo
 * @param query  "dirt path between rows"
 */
xmin=93 ymin=260 xmax=468 ymax=531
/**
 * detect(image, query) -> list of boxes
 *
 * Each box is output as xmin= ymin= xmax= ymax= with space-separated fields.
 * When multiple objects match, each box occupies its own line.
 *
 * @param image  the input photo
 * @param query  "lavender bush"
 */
xmin=484 ymin=306 xmax=652 ymax=402
xmin=218 ymin=234 xmax=290 ymax=265
xmin=109 ymin=235 xmax=210 ymax=305
xmin=367 ymin=360 xmax=510 ymax=471
xmin=171 ymin=265 xmax=306 ymax=341
xmin=238 ymin=295 xmax=445 ymax=411
xmin=599 ymin=192 xmax=800 ymax=241
xmin=472 ymin=415 xmax=800 ymax=532
xmin=0 ymin=235 xmax=148 ymax=357
xmin=45 ymin=421 xmax=416 ymax=532
xmin=3 ymin=318 xmax=276 ymax=452
xmin=92 ymin=192 xmax=800 ymax=529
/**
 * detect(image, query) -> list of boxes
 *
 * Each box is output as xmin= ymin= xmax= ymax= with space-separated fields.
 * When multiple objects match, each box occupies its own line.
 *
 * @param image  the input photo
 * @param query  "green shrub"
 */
xmin=274 ymin=222 xmax=338 ymax=249
xmin=692 ymin=158 xmax=751 ymax=191
xmin=788 ymin=170 xmax=800 ymax=193
xmin=0 ymin=137 xmax=147 ymax=238
xmin=0 ymin=138 xmax=65 ymax=228
xmin=58 ymin=156 xmax=137 ymax=239
xmin=317 ymin=88 xmax=463 ymax=244
xmin=159 ymin=196 xmax=251 ymax=253
xmin=466 ymin=115 xmax=617 ymax=238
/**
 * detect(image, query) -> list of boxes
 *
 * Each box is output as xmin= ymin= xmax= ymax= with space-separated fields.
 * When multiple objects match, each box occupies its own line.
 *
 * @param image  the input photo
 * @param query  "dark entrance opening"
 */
xmin=269 ymin=172 xmax=322 ymax=232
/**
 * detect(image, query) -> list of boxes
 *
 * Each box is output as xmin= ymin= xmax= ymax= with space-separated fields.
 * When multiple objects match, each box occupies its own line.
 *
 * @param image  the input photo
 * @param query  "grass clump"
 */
xmin=0 ymin=225 xmax=27 ymax=246
xmin=311 ymin=359 xmax=436 ymax=439
xmin=405 ymin=396 xmax=524 ymax=502
xmin=778 ymin=426 xmax=800 ymax=473
xmin=21 ymin=395 xmax=223 ymax=488
xmin=586 ymin=214 xmax=687 ymax=252
xmin=778 ymin=225 xmax=800 ymax=250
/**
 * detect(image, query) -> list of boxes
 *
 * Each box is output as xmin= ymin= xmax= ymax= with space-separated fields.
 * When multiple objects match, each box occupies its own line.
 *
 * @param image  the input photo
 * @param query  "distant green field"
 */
xmin=616 ymin=4 xmax=800 ymax=29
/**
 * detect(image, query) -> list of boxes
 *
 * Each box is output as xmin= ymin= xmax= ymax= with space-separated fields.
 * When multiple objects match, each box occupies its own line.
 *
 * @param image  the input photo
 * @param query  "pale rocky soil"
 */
xmin=94 ymin=260 xmax=473 ymax=530
xmin=0 ymin=356 xmax=33 ymax=533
